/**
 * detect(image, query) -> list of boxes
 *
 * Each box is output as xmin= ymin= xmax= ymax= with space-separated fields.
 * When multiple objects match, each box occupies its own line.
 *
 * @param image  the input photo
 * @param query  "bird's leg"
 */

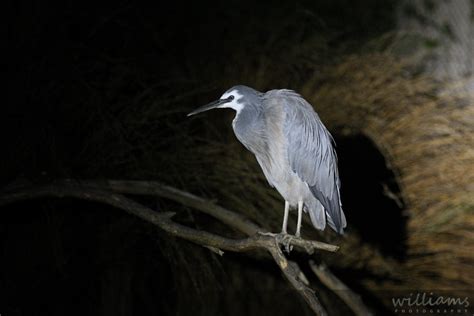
xmin=278 ymin=201 xmax=295 ymax=252
xmin=296 ymin=200 xmax=303 ymax=237
xmin=258 ymin=201 xmax=290 ymax=238
xmin=259 ymin=202 xmax=294 ymax=252
xmin=281 ymin=201 xmax=290 ymax=234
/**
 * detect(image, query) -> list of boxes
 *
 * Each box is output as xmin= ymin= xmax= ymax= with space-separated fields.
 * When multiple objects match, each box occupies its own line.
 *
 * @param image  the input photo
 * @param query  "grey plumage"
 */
xmin=188 ymin=85 xmax=346 ymax=235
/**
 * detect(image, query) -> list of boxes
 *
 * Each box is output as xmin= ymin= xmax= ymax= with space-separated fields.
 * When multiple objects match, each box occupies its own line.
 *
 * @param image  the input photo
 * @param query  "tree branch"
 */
xmin=90 ymin=180 xmax=370 ymax=314
xmin=309 ymin=261 xmax=373 ymax=316
xmin=57 ymin=179 xmax=339 ymax=252
xmin=63 ymin=179 xmax=263 ymax=236
xmin=0 ymin=183 xmax=329 ymax=316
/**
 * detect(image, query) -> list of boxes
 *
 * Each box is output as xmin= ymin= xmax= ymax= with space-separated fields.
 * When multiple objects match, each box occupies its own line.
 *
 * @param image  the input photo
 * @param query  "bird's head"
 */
xmin=187 ymin=85 xmax=261 ymax=117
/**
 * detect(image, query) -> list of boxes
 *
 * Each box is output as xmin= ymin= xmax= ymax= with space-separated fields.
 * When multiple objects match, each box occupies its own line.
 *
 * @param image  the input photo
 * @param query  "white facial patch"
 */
xmin=218 ymin=90 xmax=244 ymax=114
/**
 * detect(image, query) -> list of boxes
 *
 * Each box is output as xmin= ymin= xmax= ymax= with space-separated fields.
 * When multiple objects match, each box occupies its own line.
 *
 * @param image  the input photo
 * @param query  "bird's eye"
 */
xmin=228 ymin=95 xmax=234 ymax=101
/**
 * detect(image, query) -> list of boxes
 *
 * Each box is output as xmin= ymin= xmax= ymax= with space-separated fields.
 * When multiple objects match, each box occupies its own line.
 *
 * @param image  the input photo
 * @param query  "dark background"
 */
xmin=4 ymin=1 xmax=471 ymax=316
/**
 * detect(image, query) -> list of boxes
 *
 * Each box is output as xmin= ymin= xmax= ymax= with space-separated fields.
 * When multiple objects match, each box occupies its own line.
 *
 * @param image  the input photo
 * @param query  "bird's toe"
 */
xmin=257 ymin=231 xmax=278 ymax=237
xmin=276 ymin=233 xmax=295 ymax=253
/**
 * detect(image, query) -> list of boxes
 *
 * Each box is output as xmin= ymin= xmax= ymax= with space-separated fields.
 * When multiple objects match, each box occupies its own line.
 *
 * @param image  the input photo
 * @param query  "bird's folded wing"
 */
xmin=277 ymin=90 xmax=346 ymax=233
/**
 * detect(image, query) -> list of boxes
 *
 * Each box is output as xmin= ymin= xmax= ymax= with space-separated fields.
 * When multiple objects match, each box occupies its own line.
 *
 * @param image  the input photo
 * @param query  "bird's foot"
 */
xmin=258 ymin=231 xmax=299 ymax=253
xmin=277 ymin=232 xmax=295 ymax=253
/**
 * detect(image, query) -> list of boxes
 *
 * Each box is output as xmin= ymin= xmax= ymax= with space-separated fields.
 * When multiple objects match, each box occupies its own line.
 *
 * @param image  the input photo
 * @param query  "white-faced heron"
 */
xmin=188 ymin=85 xmax=346 ymax=236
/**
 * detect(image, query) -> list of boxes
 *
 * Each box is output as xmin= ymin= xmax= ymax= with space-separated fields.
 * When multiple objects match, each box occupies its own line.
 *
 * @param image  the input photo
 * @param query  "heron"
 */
xmin=188 ymin=85 xmax=346 ymax=237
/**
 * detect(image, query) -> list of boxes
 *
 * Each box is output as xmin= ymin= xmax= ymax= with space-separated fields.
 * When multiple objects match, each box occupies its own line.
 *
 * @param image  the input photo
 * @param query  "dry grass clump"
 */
xmin=302 ymin=53 xmax=474 ymax=299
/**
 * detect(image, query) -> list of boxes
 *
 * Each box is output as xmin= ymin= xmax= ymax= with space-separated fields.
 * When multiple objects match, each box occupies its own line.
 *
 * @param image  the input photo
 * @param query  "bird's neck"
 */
xmin=232 ymin=104 xmax=262 ymax=143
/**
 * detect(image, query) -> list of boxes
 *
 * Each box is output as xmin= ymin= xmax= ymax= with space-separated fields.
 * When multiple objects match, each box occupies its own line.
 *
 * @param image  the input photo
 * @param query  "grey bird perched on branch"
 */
xmin=188 ymin=85 xmax=346 ymax=236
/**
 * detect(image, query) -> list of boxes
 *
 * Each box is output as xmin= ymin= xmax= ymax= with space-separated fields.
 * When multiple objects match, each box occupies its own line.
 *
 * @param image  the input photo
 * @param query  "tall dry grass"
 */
xmin=302 ymin=53 xmax=474 ymax=301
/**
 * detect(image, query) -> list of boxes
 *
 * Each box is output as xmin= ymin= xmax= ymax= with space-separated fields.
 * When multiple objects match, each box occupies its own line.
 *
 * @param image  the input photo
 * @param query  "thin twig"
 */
xmin=309 ymin=261 xmax=373 ymax=316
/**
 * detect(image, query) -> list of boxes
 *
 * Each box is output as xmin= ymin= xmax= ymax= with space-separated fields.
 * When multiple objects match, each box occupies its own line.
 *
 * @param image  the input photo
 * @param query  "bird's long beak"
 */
xmin=187 ymin=97 xmax=231 ymax=117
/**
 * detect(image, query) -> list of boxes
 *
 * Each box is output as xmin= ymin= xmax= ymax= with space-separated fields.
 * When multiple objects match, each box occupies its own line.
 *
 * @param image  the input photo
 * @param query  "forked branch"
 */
xmin=0 ymin=182 xmax=332 ymax=316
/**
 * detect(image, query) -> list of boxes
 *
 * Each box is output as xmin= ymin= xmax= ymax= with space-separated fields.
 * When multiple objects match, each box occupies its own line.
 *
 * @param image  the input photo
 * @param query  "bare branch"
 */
xmin=55 ymin=179 xmax=339 ymax=253
xmin=284 ymin=236 xmax=339 ymax=253
xmin=309 ymin=261 xmax=373 ymax=316
xmin=65 ymin=179 xmax=261 ymax=236
xmin=0 ymin=183 xmax=329 ymax=316
xmin=1 ymin=181 xmax=369 ymax=316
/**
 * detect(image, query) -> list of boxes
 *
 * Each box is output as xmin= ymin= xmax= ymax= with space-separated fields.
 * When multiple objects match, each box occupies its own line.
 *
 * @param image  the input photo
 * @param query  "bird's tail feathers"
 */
xmin=306 ymin=198 xmax=326 ymax=231
xmin=309 ymin=186 xmax=346 ymax=234
xmin=326 ymin=209 xmax=346 ymax=234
